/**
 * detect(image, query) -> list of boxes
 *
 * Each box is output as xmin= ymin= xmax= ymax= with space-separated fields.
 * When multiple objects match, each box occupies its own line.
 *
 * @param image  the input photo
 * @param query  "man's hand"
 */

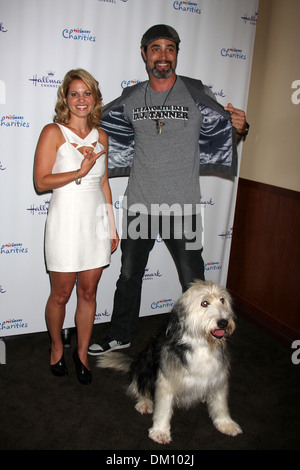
xmin=224 ymin=103 xmax=248 ymax=138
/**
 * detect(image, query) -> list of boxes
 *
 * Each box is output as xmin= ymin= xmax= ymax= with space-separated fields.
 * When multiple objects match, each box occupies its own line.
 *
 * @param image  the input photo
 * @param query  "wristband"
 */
xmin=75 ymin=169 xmax=81 ymax=185
xmin=236 ymin=122 xmax=250 ymax=136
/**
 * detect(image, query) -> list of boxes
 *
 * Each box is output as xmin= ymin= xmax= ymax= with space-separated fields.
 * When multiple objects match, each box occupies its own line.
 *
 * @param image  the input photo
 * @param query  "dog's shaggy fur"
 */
xmin=97 ymin=280 xmax=242 ymax=444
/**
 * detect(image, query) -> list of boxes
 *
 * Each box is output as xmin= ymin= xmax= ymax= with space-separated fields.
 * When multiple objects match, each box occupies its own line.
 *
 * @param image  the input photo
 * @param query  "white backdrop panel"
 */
xmin=0 ymin=0 xmax=258 ymax=336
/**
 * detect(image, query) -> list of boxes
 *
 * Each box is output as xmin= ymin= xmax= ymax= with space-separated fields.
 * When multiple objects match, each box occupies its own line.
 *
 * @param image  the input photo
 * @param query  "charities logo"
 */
xmin=221 ymin=47 xmax=246 ymax=60
xmin=173 ymin=1 xmax=201 ymax=14
xmin=121 ymin=79 xmax=142 ymax=89
xmin=205 ymin=261 xmax=222 ymax=272
xmin=0 ymin=22 xmax=8 ymax=33
xmin=1 ymin=242 xmax=29 ymax=255
xmin=114 ymin=199 xmax=123 ymax=210
xmin=241 ymin=11 xmax=258 ymax=25
xmin=0 ymin=318 xmax=28 ymax=332
xmin=143 ymin=267 xmax=163 ymax=281
xmin=1 ymin=114 xmax=29 ymax=128
xmin=27 ymin=200 xmax=50 ymax=216
xmin=62 ymin=28 xmax=96 ymax=42
xmin=29 ymin=70 xmax=62 ymax=88
xmin=218 ymin=227 xmax=233 ymax=240
xmin=151 ymin=298 xmax=175 ymax=310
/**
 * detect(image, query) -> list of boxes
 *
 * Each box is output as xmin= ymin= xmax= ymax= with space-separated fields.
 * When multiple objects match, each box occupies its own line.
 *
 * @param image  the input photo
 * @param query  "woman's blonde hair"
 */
xmin=54 ymin=69 xmax=102 ymax=128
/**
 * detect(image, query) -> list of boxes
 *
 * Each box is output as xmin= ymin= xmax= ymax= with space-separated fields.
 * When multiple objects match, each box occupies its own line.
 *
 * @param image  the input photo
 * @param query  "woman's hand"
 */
xmin=110 ymin=230 xmax=119 ymax=254
xmin=78 ymin=148 xmax=106 ymax=178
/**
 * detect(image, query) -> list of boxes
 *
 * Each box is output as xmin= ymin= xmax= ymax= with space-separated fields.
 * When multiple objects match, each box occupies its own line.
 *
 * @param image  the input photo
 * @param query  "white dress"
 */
xmin=45 ymin=124 xmax=111 ymax=272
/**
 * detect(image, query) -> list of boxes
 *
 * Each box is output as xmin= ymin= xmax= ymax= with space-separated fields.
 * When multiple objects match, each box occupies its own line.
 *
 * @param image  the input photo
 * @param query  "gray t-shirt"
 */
xmin=123 ymin=77 xmax=214 ymax=216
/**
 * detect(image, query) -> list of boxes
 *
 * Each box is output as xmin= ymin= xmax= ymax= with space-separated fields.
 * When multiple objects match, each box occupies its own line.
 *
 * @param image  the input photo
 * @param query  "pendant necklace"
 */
xmin=144 ymin=78 xmax=177 ymax=134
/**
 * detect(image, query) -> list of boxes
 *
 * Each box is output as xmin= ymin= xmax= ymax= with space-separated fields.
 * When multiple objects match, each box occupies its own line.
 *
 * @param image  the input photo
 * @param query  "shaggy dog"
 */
xmin=97 ymin=280 xmax=242 ymax=444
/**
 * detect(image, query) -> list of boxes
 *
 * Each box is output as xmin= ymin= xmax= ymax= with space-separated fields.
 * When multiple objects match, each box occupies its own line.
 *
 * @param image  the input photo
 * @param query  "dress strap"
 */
xmin=56 ymin=123 xmax=97 ymax=149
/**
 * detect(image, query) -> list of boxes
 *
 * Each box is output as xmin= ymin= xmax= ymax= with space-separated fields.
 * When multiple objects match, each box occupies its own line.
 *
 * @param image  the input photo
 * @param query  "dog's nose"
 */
xmin=217 ymin=319 xmax=228 ymax=329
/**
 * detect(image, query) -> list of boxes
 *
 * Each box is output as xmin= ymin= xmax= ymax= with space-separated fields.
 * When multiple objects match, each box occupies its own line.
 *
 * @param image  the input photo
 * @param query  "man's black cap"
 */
xmin=141 ymin=24 xmax=181 ymax=48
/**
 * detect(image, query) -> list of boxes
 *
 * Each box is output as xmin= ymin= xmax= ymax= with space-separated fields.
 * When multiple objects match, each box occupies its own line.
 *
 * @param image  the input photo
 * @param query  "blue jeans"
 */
xmin=107 ymin=213 xmax=205 ymax=342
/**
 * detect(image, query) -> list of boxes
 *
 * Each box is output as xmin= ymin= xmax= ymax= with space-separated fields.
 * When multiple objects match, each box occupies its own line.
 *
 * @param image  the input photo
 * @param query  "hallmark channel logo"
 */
xmin=200 ymin=195 xmax=215 ymax=208
xmin=95 ymin=309 xmax=110 ymax=321
xmin=173 ymin=1 xmax=201 ymax=14
xmin=62 ymin=28 xmax=96 ymax=42
xmin=241 ymin=11 xmax=258 ymax=25
xmin=208 ymin=85 xmax=226 ymax=100
xmin=1 ymin=115 xmax=29 ymax=128
xmin=29 ymin=70 xmax=62 ymax=88
xmin=0 ymin=284 xmax=6 ymax=294
xmin=143 ymin=267 xmax=163 ymax=281
xmin=218 ymin=227 xmax=233 ymax=240
xmin=0 ymin=22 xmax=8 ymax=33
xmin=27 ymin=200 xmax=50 ymax=216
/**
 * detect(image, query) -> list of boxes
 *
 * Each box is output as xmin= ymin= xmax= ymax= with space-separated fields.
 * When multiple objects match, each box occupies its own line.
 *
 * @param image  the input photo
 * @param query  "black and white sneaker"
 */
xmin=88 ymin=336 xmax=130 ymax=356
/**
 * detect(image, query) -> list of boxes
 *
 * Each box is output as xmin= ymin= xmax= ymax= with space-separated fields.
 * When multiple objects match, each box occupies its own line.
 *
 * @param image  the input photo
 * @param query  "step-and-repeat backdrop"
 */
xmin=0 ymin=0 xmax=258 ymax=337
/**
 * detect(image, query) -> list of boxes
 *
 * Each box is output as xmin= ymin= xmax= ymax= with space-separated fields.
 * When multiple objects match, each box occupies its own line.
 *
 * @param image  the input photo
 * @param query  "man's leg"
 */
xmin=88 ymin=214 xmax=155 ymax=355
xmin=107 ymin=234 xmax=155 ymax=342
xmin=163 ymin=214 xmax=205 ymax=291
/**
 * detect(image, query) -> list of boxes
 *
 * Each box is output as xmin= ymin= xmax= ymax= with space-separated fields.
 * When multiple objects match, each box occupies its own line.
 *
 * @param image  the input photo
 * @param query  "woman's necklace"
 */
xmin=144 ymin=78 xmax=177 ymax=134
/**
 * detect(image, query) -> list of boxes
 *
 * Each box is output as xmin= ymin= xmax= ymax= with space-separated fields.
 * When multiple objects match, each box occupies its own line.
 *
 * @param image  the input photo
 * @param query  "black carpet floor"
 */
xmin=0 ymin=310 xmax=299 ymax=451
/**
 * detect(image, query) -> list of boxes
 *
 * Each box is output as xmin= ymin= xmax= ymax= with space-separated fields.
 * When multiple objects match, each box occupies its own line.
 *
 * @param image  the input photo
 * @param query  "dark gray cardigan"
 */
xmin=100 ymin=76 xmax=237 ymax=178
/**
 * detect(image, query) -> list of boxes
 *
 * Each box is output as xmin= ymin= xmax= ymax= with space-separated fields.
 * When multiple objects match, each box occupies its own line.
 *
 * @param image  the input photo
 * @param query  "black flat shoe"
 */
xmin=51 ymin=354 xmax=68 ymax=377
xmin=72 ymin=349 xmax=92 ymax=385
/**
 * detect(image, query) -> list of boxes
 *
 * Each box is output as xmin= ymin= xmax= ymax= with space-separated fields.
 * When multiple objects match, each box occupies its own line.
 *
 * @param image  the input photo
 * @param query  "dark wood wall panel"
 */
xmin=227 ymin=178 xmax=300 ymax=344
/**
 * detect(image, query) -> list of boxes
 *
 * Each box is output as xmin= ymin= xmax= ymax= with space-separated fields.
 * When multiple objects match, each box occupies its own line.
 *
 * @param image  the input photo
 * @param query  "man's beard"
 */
xmin=148 ymin=60 xmax=176 ymax=79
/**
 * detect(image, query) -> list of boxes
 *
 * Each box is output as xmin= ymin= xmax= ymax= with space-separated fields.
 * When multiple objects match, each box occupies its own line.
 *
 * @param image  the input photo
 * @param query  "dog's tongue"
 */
xmin=213 ymin=329 xmax=225 ymax=338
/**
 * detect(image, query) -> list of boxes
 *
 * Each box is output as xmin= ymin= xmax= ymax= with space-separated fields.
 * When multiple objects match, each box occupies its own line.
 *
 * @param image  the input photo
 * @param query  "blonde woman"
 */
xmin=34 ymin=69 xmax=118 ymax=384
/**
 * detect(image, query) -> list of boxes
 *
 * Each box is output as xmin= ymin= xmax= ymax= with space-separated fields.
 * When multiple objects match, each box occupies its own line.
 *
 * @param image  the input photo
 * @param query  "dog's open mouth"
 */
xmin=211 ymin=329 xmax=226 ymax=339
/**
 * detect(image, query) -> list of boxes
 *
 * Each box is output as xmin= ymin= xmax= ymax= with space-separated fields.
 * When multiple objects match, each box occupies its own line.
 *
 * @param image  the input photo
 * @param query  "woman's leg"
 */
xmin=46 ymin=271 xmax=77 ymax=365
xmin=75 ymin=267 xmax=104 ymax=368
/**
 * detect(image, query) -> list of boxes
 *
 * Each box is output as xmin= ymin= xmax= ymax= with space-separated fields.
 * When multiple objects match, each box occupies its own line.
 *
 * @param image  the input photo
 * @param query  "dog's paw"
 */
xmin=135 ymin=399 xmax=153 ymax=415
xmin=215 ymin=419 xmax=242 ymax=436
xmin=149 ymin=427 xmax=171 ymax=444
